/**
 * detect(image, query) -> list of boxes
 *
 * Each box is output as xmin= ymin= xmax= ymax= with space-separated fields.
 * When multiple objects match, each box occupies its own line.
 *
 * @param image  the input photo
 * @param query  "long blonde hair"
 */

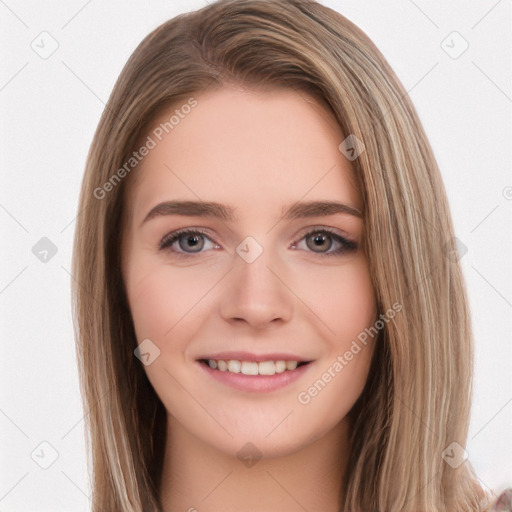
xmin=71 ymin=0 xmax=491 ymax=510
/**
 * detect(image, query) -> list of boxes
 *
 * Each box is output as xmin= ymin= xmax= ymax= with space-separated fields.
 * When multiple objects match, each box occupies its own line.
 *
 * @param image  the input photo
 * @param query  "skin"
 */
xmin=121 ymin=84 xmax=378 ymax=512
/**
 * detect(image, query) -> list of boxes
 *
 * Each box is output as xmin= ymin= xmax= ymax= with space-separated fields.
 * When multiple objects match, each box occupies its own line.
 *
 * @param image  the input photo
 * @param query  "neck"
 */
xmin=159 ymin=415 xmax=350 ymax=512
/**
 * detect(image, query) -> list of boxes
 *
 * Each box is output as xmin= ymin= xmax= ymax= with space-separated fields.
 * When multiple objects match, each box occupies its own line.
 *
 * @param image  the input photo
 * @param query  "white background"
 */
xmin=1 ymin=0 xmax=511 ymax=510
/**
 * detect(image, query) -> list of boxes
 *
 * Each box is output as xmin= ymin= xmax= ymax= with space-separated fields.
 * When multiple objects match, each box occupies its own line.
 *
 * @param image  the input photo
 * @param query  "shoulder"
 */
xmin=487 ymin=488 xmax=512 ymax=511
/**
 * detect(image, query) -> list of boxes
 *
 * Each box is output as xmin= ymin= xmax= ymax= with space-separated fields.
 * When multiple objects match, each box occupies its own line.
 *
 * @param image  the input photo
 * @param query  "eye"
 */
xmin=158 ymin=227 xmax=358 ymax=258
xmin=291 ymin=228 xmax=358 ymax=257
xmin=159 ymin=229 xmax=219 ymax=257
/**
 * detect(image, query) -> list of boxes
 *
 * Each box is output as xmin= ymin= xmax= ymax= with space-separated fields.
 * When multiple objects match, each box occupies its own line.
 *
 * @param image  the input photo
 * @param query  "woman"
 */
xmin=71 ymin=0 xmax=510 ymax=510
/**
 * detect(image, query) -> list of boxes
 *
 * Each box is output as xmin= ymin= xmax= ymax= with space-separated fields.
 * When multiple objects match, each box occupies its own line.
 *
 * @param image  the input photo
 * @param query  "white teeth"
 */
xmin=274 ymin=360 xmax=286 ymax=373
xmin=227 ymin=360 xmax=241 ymax=373
xmin=258 ymin=361 xmax=275 ymax=375
xmin=286 ymin=361 xmax=298 ymax=371
xmin=205 ymin=359 xmax=306 ymax=375
xmin=241 ymin=361 xmax=259 ymax=375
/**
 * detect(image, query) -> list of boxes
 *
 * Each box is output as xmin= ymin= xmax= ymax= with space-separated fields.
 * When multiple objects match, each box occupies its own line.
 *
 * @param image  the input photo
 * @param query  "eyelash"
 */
xmin=158 ymin=227 xmax=358 ymax=259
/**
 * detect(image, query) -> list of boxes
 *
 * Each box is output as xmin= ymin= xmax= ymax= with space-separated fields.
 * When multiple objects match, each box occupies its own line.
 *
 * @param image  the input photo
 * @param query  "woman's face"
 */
xmin=121 ymin=85 xmax=378 ymax=458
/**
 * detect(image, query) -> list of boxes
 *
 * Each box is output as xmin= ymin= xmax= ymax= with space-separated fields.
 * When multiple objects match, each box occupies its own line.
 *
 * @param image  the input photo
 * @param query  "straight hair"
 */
xmin=71 ymin=1 xmax=491 ymax=510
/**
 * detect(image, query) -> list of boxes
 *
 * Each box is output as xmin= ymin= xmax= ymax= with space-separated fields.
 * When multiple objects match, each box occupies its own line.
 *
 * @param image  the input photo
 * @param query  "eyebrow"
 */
xmin=140 ymin=199 xmax=362 ymax=227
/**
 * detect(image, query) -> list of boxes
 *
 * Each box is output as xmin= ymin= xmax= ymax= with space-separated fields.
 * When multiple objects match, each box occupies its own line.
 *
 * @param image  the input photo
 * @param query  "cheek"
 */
xmin=294 ymin=256 xmax=377 ymax=340
xmin=124 ymin=258 xmax=209 ymax=342
xmin=296 ymin=258 xmax=378 ymax=417
xmin=126 ymin=252 xmax=377 ymax=345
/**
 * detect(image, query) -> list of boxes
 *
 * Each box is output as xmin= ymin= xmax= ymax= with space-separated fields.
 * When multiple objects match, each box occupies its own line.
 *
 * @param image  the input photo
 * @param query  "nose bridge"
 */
xmin=219 ymin=235 xmax=293 ymax=327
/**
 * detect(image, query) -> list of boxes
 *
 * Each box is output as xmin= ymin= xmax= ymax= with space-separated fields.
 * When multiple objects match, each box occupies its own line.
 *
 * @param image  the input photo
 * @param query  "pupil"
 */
xmin=181 ymin=234 xmax=203 ymax=251
xmin=309 ymin=232 xmax=331 ymax=252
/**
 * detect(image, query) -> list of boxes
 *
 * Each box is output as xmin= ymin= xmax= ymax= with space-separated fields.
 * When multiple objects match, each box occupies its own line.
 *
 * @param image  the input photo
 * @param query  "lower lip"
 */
xmin=197 ymin=361 xmax=313 ymax=393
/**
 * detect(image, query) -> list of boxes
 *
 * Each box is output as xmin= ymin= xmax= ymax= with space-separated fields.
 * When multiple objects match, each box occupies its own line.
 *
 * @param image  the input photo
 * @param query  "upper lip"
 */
xmin=197 ymin=351 xmax=313 ymax=363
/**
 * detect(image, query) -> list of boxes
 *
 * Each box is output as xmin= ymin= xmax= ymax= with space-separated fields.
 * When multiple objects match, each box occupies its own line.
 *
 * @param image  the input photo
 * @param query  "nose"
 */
xmin=219 ymin=241 xmax=294 ymax=330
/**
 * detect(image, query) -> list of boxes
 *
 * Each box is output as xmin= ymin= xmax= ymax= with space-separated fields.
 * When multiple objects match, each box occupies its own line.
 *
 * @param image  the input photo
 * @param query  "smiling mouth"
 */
xmin=198 ymin=359 xmax=311 ymax=376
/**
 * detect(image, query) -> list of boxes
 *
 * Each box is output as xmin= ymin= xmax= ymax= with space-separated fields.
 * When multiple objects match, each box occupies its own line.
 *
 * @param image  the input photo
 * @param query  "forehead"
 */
xmin=125 ymin=85 xmax=361 ymax=224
